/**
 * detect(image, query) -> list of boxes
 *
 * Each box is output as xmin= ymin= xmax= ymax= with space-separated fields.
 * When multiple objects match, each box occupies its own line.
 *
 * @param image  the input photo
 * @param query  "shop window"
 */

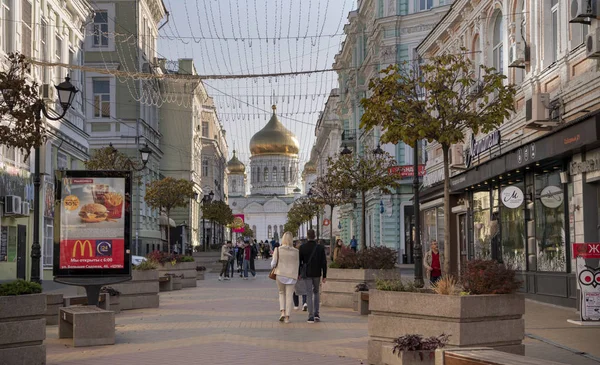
xmin=472 ymin=190 xmax=492 ymax=259
xmin=499 ymin=182 xmax=526 ymax=270
xmin=534 ymin=170 xmax=567 ymax=272
xmin=423 ymin=206 xmax=445 ymax=254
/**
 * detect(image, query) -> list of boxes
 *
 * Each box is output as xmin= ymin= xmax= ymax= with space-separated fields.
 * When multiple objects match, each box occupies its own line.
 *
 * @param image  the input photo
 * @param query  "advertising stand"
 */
xmin=53 ymin=170 xmax=132 ymax=306
xmin=569 ymin=243 xmax=600 ymax=325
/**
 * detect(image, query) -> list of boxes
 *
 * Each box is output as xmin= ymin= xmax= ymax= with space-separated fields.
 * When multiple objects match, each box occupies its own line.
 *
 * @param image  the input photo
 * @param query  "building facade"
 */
xmin=417 ymin=0 xmax=600 ymax=307
xmin=333 ymin=0 xmax=451 ymax=259
xmin=83 ymin=0 xmax=166 ymax=256
xmin=0 ymin=0 xmax=92 ymax=281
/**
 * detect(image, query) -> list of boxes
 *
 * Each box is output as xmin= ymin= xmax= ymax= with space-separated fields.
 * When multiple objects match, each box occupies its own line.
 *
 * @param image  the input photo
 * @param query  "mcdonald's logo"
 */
xmin=73 ymin=240 xmax=94 ymax=257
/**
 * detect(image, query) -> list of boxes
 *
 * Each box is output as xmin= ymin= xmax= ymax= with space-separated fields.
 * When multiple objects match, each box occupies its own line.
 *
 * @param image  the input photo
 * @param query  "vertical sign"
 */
xmin=573 ymin=243 xmax=600 ymax=321
xmin=232 ymin=214 xmax=245 ymax=233
xmin=0 ymin=226 xmax=7 ymax=262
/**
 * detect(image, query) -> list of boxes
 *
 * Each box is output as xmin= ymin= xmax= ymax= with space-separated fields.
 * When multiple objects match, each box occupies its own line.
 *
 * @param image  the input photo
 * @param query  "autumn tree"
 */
xmin=241 ymin=224 xmax=254 ymax=239
xmin=327 ymin=152 xmax=399 ymax=250
xmin=286 ymin=197 xmax=321 ymax=236
xmin=201 ymin=200 xmax=234 ymax=246
xmin=283 ymin=221 xmax=300 ymax=237
xmin=361 ymin=50 xmax=516 ymax=272
xmin=85 ymin=146 xmax=144 ymax=171
xmin=309 ymin=171 xmax=353 ymax=257
xmin=145 ymin=177 xmax=195 ymax=253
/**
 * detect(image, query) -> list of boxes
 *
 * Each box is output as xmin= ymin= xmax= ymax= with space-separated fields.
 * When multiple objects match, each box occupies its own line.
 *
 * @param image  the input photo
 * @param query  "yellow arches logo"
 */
xmin=72 ymin=240 xmax=93 ymax=257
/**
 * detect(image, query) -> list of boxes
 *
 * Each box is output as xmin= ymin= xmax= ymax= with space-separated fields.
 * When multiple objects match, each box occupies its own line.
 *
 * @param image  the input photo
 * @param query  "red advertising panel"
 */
xmin=388 ymin=165 xmax=426 ymax=178
xmin=232 ymin=214 xmax=245 ymax=233
xmin=573 ymin=243 xmax=600 ymax=259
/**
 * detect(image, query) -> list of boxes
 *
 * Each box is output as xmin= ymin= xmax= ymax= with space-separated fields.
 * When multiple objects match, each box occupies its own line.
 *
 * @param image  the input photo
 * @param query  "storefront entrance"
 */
xmin=457 ymin=214 xmax=467 ymax=269
xmin=16 ymin=225 xmax=26 ymax=279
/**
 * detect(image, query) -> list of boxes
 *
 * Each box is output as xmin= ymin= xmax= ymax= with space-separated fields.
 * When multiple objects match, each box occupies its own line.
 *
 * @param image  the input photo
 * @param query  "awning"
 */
xmin=159 ymin=214 xmax=176 ymax=227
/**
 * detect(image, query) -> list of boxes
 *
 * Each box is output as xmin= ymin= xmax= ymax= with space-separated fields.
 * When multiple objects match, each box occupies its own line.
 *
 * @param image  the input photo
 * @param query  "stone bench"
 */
xmin=45 ymin=293 xmax=64 ymax=325
xmin=437 ymin=348 xmax=569 ymax=365
xmin=359 ymin=292 xmax=370 ymax=315
xmin=59 ymin=306 xmax=115 ymax=347
xmin=159 ymin=276 xmax=173 ymax=292
xmin=63 ymin=293 xmax=110 ymax=310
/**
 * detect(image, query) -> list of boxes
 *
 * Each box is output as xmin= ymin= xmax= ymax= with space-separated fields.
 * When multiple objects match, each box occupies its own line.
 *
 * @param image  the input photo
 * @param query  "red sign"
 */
xmin=573 ymin=243 xmax=600 ymax=259
xmin=232 ymin=214 xmax=245 ymax=233
xmin=388 ymin=165 xmax=426 ymax=178
xmin=323 ymin=219 xmax=331 ymax=226
xmin=60 ymin=239 xmax=125 ymax=269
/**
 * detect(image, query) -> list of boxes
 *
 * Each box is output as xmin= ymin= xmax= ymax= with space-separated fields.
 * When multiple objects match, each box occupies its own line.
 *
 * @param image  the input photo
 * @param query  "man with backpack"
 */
xmin=298 ymin=229 xmax=327 ymax=323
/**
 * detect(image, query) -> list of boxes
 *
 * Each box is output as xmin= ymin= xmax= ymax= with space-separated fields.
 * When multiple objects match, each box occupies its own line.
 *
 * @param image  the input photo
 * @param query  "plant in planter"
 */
xmin=375 ymin=278 xmax=418 ymax=292
xmin=431 ymin=276 xmax=460 ymax=295
xmin=148 ymin=252 xmax=197 ymax=288
xmin=134 ymin=260 xmax=158 ymax=271
xmin=0 ymin=280 xmax=46 ymax=364
xmin=385 ymin=334 xmax=449 ymax=364
xmin=460 ymin=259 xmax=521 ymax=294
xmin=196 ymin=266 xmax=206 ymax=280
xmin=355 ymin=282 xmax=369 ymax=292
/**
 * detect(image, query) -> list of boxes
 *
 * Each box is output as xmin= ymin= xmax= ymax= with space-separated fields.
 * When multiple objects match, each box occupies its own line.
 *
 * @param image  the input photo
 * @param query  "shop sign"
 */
xmin=570 ymin=158 xmax=600 ymax=175
xmin=466 ymin=130 xmax=501 ymax=168
xmin=501 ymin=186 xmax=524 ymax=209
xmin=388 ymin=165 xmax=426 ymax=178
xmin=573 ymin=243 xmax=600 ymax=321
xmin=516 ymin=143 xmax=536 ymax=165
xmin=423 ymin=169 xmax=445 ymax=188
xmin=54 ymin=170 xmax=132 ymax=278
xmin=540 ymin=186 xmax=563 ymax=208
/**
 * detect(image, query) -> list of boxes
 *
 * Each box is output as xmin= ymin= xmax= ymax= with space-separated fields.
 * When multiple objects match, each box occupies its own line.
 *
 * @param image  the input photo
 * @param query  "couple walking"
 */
xmin=271 ymin=229 xmax=327 ymax=324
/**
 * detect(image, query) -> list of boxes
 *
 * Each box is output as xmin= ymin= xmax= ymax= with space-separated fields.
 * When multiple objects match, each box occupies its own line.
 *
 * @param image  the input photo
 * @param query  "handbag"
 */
xmin=269 ymin=247 xmax=279 ymax=280
xmin=300 ymin=244 xmax=319 ymax=279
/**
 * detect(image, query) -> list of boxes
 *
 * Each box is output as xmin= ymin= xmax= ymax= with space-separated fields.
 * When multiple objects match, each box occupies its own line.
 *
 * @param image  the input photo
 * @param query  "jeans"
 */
xmin=293 ymin=293 xmax=307 ymax=307
xmin=250 ymin=258 xmax=256 ymax=273
xmin=243 ymin=259 xmax=256 ymax=277
xmin=219 ymin=260 xmax=228 ymax=277
xmin=304 ymin=277 xmax=321 ymax=317
xmin=430 ymin=275 xmax=441 ymax=285
xmin=228 ymin=259 xmax=234 ymax=277
xmin=276 ymin=281 xmax=295 ymax=317
xmin=351 ymin=246 xmax=357 ymax=252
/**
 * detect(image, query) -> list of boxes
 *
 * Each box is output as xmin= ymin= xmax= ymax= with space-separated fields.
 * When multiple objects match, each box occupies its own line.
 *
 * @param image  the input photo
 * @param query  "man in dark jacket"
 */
xmin=298 ymin=229 xmax=327 ymax=323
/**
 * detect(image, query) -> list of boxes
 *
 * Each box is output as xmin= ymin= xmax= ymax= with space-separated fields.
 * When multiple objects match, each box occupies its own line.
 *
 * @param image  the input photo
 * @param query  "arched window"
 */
xmin=264 ymin=167 xmax=269 ymax=182
xmin=492 ymin=13 xmax=504 ymax=75
xmin=255 ymin=167 xmax=260 ymax=182
xmin=472 ymin=35 xmax=481 ymax=77
xmin=252 ymin=225 xmax=257 ymax=238
xmin=231 ymin=178 xmax=237 ymax=192
xmin=274 ymin=225 xmax=278 ymax=237
xmin=268 ymin=225 xmax=272 ymax=238
xmin=272 ymin=166 xmax=278 ymax=181
xmin=282 ymin=167 xmax=287 ymax=182
xmin=290 ymin=167 xmax=295 ymax=182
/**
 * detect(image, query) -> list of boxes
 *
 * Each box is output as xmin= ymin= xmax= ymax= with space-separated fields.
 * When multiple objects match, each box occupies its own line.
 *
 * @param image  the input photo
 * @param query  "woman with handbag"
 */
xmin=270 ymin=231 xmax=299 ymax=323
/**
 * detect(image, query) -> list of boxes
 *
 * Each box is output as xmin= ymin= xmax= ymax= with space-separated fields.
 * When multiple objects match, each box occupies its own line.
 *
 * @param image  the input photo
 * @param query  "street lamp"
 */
xmin=413 ymin=140 xmax=424 ymax=288
xmin=202 ymin=191 xmax=214 ymax=251
xmin=373 ymin=144 xmax=384 ymax=155
xmin=31 ymin=76 xmax=79 ymax=284
xmin=340 ymin=145 xmax=352 ymax=155
xmin=139 ymin=144 xmax=152 ymax=167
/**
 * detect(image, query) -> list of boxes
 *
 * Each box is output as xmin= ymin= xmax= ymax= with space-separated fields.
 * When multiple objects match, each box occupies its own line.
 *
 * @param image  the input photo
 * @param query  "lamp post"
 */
xmin=340 ymin=145 xmax=352 ymax=155
xmin=29 ymin=77 xmax=78 ymax=284
xmin=379 ymin=200 xmax=384 ymax=247
xmin=201 ymin=191 xmax=214 ymax=251
xmin=413 ymin=140 xmax=424 ymax=288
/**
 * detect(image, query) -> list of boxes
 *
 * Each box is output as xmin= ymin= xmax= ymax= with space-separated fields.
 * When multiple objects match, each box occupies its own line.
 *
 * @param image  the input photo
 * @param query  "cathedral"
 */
xmin=227 ymin=105 xmax=307 ymax=241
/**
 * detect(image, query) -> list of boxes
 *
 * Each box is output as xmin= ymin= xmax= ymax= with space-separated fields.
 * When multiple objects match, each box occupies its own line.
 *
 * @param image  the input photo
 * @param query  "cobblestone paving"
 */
xmin=46 ymin=273 xmax=368 ymax=365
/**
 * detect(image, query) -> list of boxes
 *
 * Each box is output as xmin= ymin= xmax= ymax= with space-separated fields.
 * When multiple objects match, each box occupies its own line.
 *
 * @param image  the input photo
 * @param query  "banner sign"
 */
xmin=388 ymin=165 xmax=425 ymax=178
xmin=573 ymin=243 xmax=600 ymax=321
xmin=232 ymin=214 xmax=245 ymax=233
xmin=53 ymin=170 xmax=131 ymax=277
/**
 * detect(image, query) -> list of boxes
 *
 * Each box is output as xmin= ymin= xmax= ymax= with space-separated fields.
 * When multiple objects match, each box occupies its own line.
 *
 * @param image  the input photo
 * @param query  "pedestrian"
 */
xmin=333 ymin=239 xmax=344 ymax=262
xmin=292 ymin=239 xmax=307 ymax=311
xmin=299 ymin=229 xmax=327 ymax=323
xmin=219 ymin=241 xmax=233 ymax=281
xmin=249 ymin=239 xmax=258 ymax=276
xmin=350 ymin=236 xmax=358 ymax=252
xmin=243 ymin=239 xmax=256 ymax=279
xmin=424 ymin=240 xmax=444 ymax=285
xmin=271 ymin=231 xmax=299 ymax=323
xmin=227 ymin=242 xmax=235 ymax=279
xmin=236 ymin=241 xmax=244 ymax=276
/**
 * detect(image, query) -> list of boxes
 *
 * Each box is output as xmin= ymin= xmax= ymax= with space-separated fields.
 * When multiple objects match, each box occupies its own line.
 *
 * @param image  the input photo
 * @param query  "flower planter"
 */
xmin=196 ymin=271 xmax=205 ymax=280
xmin=157 ymin=261 xmax=197 ymax=288
xmin=380 ymin=345 xmax=435 ymax=365
xmin=0 ymin=293 xmax=46 ymax=364
xmin=321 ymin=268 xmax=399 ymax=308
xmin=192 ymin=251 xmax=222 ymax=273
xmin=110 ymin=270 xmax=159 ymax=310
xmin=45 ymin=293 xmax=64 ymax=325
xmin=367 ymin=290 xmax=525 ymax=365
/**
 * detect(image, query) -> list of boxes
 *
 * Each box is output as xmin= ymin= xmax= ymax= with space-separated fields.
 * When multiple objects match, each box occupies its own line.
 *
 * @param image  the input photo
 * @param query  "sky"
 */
xmin=157 ymin=0 xmax=357 ymax=169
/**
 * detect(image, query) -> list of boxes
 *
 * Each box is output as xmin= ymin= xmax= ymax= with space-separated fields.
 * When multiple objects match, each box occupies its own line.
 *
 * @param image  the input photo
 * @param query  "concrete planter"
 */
xmin=45 ymin=293 xmax=63 ymax=325
xmin=380 ymin=345 xmax=435 ymax=365
xmin=106 ymin=293 xmax=120 ymax=313
xmin=196 ymin=271 xmax=205 ymax=280
xmin=368 ymin=290 xmax=525 ymax=365
xmin=192 ymin=251 xmax=222 ymax=273
xmin=0 ymin=293 xmax=47 ymax=364
xmin=321 ymin=268 xmax=399 ymax=308
xmin=158 ymin=261 xmax=197 ymax=288
xmin=110 ymin=270 xmax=159 ymax=310
xmin=172 ymin=276 xmax=183 ymax=290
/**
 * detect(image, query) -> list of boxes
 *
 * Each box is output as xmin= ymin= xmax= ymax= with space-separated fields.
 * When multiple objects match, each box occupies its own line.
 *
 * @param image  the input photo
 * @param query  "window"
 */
xmin=290 ymin=167 xmax=295 ymax=182
xmin=252 ymin=225 xmax=256 ymax=238
xmin=378 ymin=0 xmax=383 ymax=18
xmin=472 ymin=191 xmax=492 ymax=260
xmin=423 ymin=206 xmax=445 ymax=254
xmin=21 ymin=0 xmax=31 ymax=57
xmin=55 ymin=34 xmax=62 ymax=60
xmin=2 ymin=0 xmax=12 ymax=53
xmin=141 ymin=17 xmax=147 ymax=56
xmin=418 ymin=0 xmax=433 ymax=11
xmin=492 ymin=13 xmax=504 ymax=75
xmin=92 ymin=79 xmax=110 ymax=118
xmin=272 ymin=167 xmax=277 ymax=181
xmin=202 ymin=159 xmax=209 ymax=177
xmin=268 ymin=225 xmax=272 ymax=239
xmin=534 ymin=170 xmax=566 ymax=272
xmin=92 ymin=11 xmax=108 ymax=47
xmin=40 ymin=19 xmax=48 ymax=83
xmin=231 ymin=178 xmax=237 ymax=192
xmin=202 ymin=122 xmax=209 ymax=138
xmin=282 ymin=167 xmax=286 ymax=182
xmin=551 ymin=0 xmax=559 ymax=63
xmin=280 ymin=225 xmax=284 ymax=234
xmin=264 ymin=167 xmax=269 ymax=182
xmin=43 ymin=224 xmax=53 ymax=266
xmin=397 ymin=0 xmax=408 ymax=15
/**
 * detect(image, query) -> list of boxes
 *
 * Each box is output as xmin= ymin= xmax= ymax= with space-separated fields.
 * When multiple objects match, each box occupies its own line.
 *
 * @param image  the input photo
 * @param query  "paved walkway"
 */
xmin=45 ymin=260 xmax=600 ymax=365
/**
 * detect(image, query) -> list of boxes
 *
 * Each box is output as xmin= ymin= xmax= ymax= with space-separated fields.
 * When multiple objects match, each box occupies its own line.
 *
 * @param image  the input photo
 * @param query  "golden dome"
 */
xmin=227 ymin=150 xmax=245 ymax=174
xmin=249 ymin=105 xmax=299 ymax=156
xmin=303 ymin=159 xmax=317 ymax=175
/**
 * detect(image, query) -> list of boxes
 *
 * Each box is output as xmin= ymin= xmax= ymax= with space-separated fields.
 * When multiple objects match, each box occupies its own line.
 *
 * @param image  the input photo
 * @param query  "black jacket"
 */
xmin=299 ymin=240 xmax=327 ymax=279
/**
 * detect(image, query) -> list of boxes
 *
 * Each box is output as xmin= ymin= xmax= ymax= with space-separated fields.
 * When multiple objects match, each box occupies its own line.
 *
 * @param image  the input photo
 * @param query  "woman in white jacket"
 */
xmin=271 ymin=231 xmax=299 ymax=323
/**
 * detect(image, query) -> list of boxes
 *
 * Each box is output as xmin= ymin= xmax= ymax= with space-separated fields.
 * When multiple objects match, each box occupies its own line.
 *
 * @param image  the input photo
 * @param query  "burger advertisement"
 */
xmin=54 ymin=171 xmax=131 ymax=276
xmin=231 ymin=214 xmax=245 ymax=233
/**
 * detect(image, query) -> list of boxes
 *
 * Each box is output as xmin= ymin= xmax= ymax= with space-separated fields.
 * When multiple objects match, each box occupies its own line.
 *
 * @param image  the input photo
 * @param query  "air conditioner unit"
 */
xmin=586 ymin=27 xmax=600 ymax=58
xmin=570 ymin=0 xmax=599 ymax=24
xmin=450 ymin=145 xmax=464 ymax=167
xmin=525 ymin=93 xmax=551 ymax=128
xmin=508 ymin=42 xmax=527 ymax=68
xmin=21 ymin=202 xmax=30 ymax=216
xmin=4 ymin=195 xmax=22 ymax=215
xmin=39 ymin=84 xmax=55 ymax=101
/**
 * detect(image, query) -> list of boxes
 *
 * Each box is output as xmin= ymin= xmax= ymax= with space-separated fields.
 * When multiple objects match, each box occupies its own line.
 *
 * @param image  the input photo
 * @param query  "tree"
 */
xmin=286 ymin=197 xmax=321 ymax=236
xmin=201 ymin=200 xmax=234 ymax=246
xmin=309 ymin=171 xmax=353 ymax=257
xmin=144 ymin=177 xmax=195 ymax=253
xmin=241 ymin=224 xmax=254 ymax=239
xmin=361 ymin=50 xmax=516 ymax=272
xmin=85 ymin=146 xmax=143 ymax=171
xmin=283 ymin=221 xmax=300 ymax=237
xmin=0 ymin=53 xmax=44 ymax=156
xmin=326 ymin=152 xmax=399 ymax=250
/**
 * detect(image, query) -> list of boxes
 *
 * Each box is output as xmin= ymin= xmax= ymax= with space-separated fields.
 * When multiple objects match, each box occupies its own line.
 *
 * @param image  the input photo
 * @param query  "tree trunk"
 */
xmin=442 ymin=145 xmax=452 ymax=275
xmin=329 ymin=204 xmax=335 ymax=260
xmin=361 ymin=191 xmax=367 ymax=251
xmin=166 ymin=209 xmax=171 ymax=254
